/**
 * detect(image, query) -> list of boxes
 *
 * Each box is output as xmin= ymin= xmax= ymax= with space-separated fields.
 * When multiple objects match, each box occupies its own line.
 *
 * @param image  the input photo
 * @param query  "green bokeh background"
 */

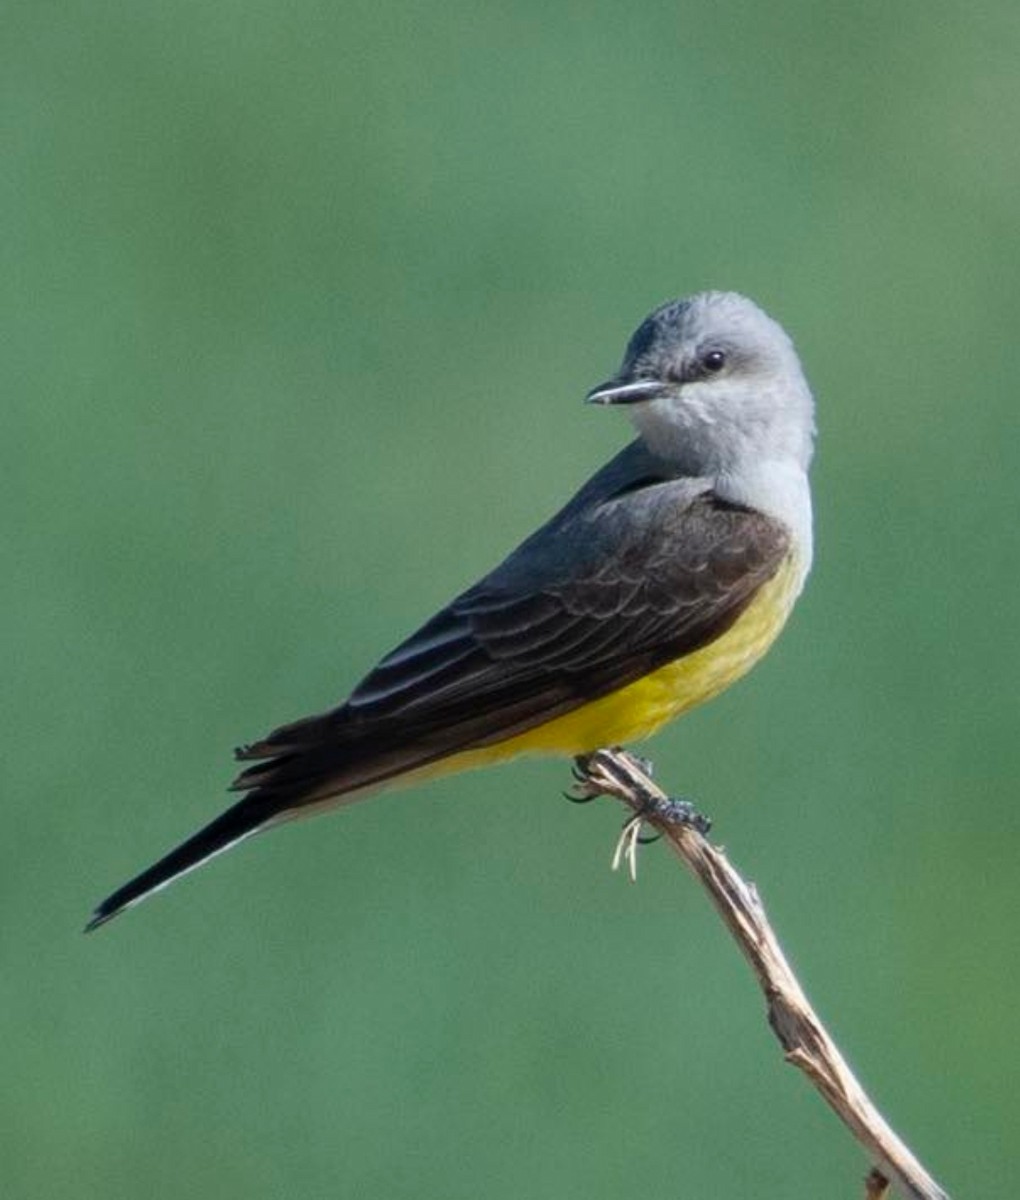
xmin=7 ymin=2 xmax=1018 ymax=1196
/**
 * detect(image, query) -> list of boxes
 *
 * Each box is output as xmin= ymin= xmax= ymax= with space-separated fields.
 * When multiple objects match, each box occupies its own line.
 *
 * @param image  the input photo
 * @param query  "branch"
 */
xmin=574 ymin=748 xmax=949 ymax=1200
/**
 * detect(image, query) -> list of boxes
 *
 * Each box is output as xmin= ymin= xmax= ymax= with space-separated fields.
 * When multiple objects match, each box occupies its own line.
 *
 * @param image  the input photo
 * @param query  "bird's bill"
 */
xmin=584 ymin=379 xmax=670 ymax=405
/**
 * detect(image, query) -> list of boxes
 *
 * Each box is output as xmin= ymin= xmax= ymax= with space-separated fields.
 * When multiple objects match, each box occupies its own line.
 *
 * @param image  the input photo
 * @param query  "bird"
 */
xmin=87 ymin=291 xmax=815 ymax=930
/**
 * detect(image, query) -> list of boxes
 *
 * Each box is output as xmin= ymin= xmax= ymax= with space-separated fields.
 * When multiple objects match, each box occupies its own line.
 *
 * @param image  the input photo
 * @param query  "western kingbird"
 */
xmin=87 ymin=291 xmax=815 ymax=930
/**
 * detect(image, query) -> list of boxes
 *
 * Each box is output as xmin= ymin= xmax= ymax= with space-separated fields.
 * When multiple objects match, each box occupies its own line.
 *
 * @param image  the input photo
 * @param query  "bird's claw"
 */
xmin=565 ymin=752 xmax=710 ymax=881
xmin=564 ymin=759 xmax=602 ymax=803
xmin=611 ymin=795 xmax=711 ymax=882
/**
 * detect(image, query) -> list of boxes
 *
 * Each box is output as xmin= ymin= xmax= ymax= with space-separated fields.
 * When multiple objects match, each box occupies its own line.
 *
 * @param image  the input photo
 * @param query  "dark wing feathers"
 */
xmin=232 ymin=485 xmax=789 ymax=808
xmin=87 ymin=453 xmax=791 ymax=932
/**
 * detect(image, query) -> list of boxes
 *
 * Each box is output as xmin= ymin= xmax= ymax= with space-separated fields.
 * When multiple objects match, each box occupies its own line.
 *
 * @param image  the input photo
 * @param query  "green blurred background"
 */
xmin=6 ymin=1 xmax=1018 ymax=1195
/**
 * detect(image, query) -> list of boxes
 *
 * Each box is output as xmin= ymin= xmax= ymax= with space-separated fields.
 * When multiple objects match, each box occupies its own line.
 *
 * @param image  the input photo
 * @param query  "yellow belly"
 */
xmin=435 ymin=551 xmax=804 ymax=774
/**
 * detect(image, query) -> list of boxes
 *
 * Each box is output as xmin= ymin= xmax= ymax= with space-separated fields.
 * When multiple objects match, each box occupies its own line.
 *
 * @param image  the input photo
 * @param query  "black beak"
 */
xmin=584 ymin=378 xmax=670 ymax=405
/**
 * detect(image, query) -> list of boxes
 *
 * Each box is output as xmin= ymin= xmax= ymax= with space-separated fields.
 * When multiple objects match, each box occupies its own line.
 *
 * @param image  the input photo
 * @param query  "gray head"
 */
xmin=586 ymin=292 xmax=815 ymax=476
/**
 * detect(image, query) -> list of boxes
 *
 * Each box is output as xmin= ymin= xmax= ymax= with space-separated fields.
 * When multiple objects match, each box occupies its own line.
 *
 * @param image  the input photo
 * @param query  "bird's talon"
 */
xmin=566 ymin=756 xmax=604 ymax=803
xmin=609 ymin=793 xmax=711 ymax=879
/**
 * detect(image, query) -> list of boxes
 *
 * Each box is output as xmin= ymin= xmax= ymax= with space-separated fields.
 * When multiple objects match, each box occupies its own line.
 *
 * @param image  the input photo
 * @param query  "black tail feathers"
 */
xmin=85 ymin=792 xmax=280 ymax=932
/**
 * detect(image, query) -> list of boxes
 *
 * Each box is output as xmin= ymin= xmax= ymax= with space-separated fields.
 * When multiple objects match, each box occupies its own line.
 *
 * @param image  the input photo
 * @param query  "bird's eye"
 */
xmin=702 ymin=349 xmax=727 ymax=373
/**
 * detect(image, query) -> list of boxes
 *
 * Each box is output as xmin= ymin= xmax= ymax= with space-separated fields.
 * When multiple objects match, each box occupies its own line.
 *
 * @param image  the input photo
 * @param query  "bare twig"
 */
xmin=575 ymin=748 xmax=949 ymax=1200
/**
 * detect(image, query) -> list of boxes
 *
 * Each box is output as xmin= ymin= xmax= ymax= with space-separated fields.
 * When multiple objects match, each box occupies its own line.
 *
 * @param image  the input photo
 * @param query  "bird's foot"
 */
xmin=611 ymin=797 xmax=710 ymax=881
xmin=567 ymin=749 xmax=711 ymax=882
xmin=564 ymin=756 xmax=603 ymax=803
xmin=565 ymin=748 xmax=654 ymax=804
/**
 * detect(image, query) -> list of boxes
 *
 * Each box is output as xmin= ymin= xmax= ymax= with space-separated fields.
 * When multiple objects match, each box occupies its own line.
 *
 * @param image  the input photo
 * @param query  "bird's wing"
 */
xmin=85 ymin=477 xmax=792 ymax=930
xmin=234 ymin=479 xmax=790 ymax=803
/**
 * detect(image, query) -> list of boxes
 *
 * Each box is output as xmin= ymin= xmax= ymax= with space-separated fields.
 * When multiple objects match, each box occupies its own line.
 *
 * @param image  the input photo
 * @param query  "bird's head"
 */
xmin=586 ymin=292 xmax=815 ymax=476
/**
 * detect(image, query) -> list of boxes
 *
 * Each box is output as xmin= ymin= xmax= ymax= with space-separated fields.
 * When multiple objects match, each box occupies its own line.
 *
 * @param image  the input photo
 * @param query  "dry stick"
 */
xmin=576 ymin=748 xmax=949 ymax=1200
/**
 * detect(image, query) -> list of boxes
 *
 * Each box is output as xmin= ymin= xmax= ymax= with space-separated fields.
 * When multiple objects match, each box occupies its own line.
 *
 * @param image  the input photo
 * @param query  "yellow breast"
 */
xmin=439 ymin=551 xmax=804 ymax=771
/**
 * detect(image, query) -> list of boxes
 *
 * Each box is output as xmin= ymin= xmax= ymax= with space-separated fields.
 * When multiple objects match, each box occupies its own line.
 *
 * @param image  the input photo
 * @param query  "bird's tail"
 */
xmin=85 ymin=707 xmax=446 ymax=932
xmin=84 ymin=791 xmax=281 ymax=932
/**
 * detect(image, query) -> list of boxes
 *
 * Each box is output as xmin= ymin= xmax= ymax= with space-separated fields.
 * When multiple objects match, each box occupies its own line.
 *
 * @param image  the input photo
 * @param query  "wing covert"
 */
xmin=232 ymin=479 xmax=791 ymax=803
xmin=345 ymin=484 xmax=789 ymax=732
